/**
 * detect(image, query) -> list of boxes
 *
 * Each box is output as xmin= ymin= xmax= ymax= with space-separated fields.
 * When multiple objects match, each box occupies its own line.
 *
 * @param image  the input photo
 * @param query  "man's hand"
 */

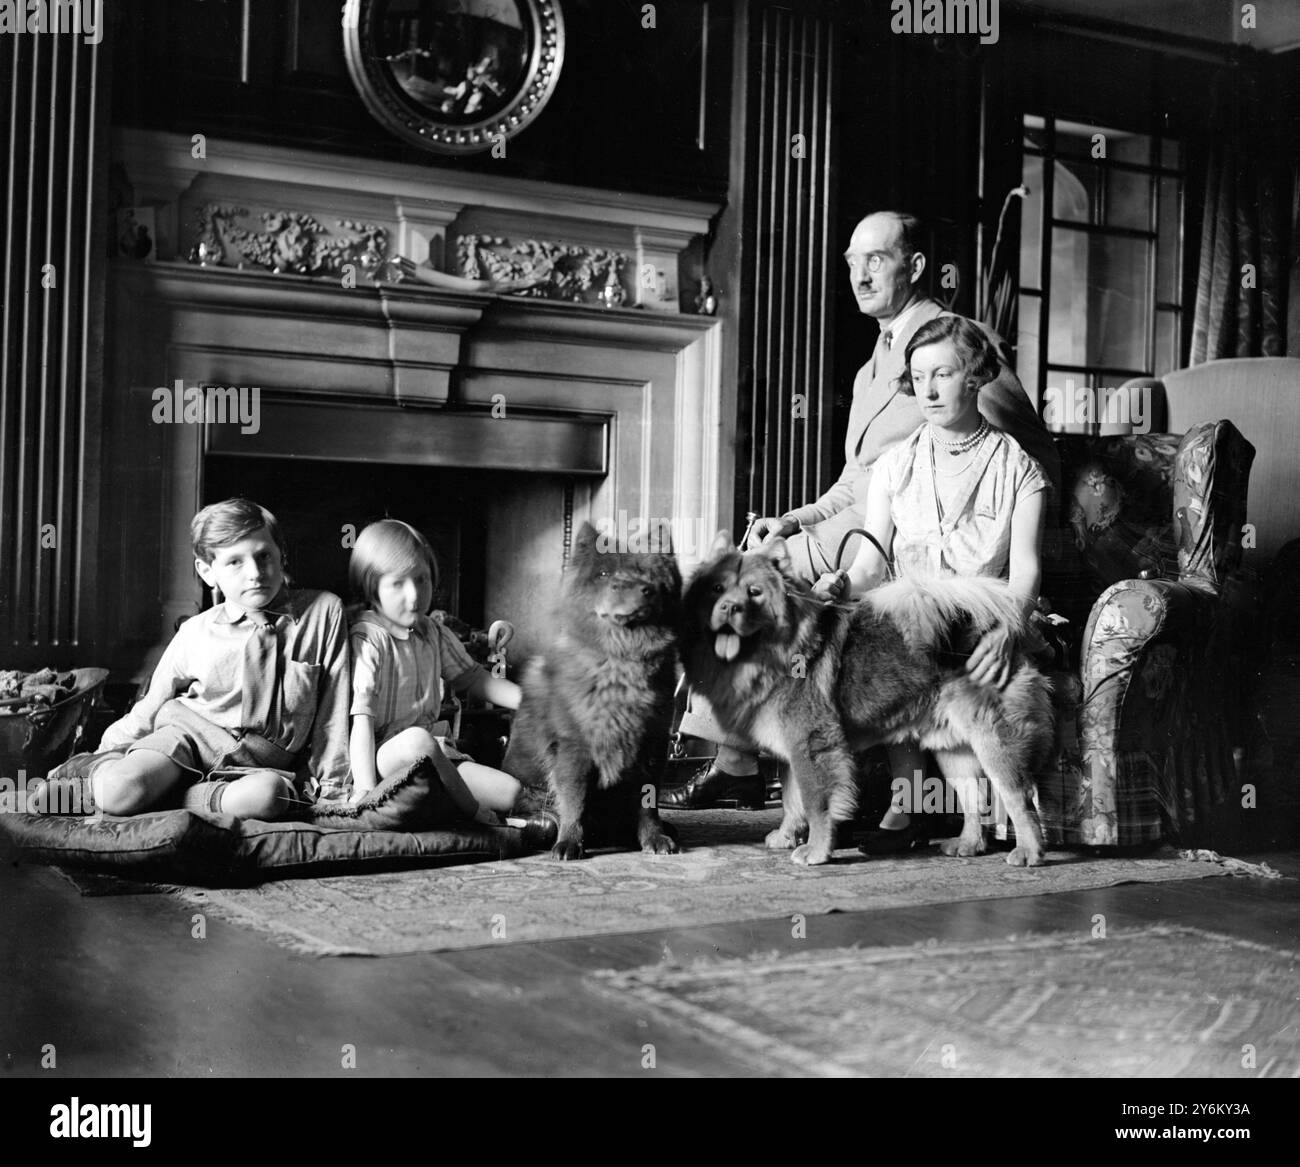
xmin=348 ymin=784 xmax=375 ymax=806
xmin=812 ymin=570 xmax=849 ymax=601
xmin=747 ymin=515 xmax=800 ymax=548
xmin=966 ymin=626 xmax=1015 ymax=689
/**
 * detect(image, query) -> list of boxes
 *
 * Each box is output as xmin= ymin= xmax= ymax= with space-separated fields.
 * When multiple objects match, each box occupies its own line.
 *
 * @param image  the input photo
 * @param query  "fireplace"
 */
xmin=203 ymin=456 xmax=499 ymax=625
xmin=102 ymin=132 xmax=726 ymax=674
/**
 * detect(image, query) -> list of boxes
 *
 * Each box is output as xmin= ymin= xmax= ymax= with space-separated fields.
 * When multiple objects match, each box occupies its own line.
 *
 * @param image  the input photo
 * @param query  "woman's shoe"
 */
xmin=760 ymin=757 xmax=786 ymax=804
xmin=860 ymin=821 xmax=921 ymax=855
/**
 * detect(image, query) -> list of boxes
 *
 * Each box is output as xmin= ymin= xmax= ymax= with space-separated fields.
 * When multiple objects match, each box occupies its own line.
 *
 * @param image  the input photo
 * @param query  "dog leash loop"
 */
xmin=833 ymin=528 xmax=894 ymax=579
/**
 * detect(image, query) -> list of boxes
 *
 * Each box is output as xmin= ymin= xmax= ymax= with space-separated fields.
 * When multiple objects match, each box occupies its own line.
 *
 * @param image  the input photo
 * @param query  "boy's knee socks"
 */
xmin=180 ymin=780 xmax=227 ymax=814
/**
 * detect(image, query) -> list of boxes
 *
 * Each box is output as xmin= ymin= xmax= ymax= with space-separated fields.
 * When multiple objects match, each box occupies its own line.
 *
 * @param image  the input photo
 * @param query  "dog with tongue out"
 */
xmin=682 ymin=531 xmax=1054 ymax=867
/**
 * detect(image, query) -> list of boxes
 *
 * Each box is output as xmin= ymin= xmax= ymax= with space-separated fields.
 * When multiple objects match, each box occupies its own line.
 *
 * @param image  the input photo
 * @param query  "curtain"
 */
xmin=1190 ymin=67 xmax=1290 ymax=363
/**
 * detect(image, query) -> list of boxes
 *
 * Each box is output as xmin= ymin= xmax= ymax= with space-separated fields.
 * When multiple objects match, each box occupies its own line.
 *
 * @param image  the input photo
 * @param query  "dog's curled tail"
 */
xmin=865 ymin=575 xmax=1027 ymax=651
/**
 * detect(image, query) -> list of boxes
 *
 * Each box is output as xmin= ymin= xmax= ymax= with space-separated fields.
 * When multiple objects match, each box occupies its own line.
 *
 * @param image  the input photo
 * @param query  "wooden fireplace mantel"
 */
xmin=104 ymin=130 xmax=726 ymax=667
xmin=113 ymin=128 xmax=720 ymax=311
xmin=105 ymin=259 xmax=725 ymax=667
xmin=114 ymin=128 xmax=720 ymax=239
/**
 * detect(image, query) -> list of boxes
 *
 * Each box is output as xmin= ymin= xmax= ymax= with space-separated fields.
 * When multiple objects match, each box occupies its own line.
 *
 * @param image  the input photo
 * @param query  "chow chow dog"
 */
xmin=502 ymin=521 xmax=682 ymax=860
xmin=683 ymin=534 xmax=1054 ymax=867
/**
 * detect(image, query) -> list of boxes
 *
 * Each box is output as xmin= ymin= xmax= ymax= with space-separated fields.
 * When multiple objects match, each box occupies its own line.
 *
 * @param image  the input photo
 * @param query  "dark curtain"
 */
xmin=1190 ymin=66 xmax=1290 ymax=363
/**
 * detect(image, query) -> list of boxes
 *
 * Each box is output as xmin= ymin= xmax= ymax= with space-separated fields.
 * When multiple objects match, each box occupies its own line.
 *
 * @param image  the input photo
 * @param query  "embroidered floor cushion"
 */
xmin=0 ymin=757 xmax=522 ymax=886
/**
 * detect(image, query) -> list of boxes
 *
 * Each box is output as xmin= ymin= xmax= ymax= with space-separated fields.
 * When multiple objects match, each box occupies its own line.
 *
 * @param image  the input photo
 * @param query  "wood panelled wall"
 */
xmin=112 ymin=0 xmax=734 ymax=203
xmin=0 ymin=31 xmax=108 ymax=668
xmin=725 ymin=0 xmax=987 ymax=530
xmin=731 ymin=0 xmax=837 ymax=525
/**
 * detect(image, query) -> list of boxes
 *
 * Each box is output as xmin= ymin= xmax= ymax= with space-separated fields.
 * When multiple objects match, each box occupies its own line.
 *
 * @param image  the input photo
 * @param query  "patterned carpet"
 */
xmin=591 ymin=926 xmax=1300 ymax=1077
xmin=167 ymin=809 xmax=1258 ymax=956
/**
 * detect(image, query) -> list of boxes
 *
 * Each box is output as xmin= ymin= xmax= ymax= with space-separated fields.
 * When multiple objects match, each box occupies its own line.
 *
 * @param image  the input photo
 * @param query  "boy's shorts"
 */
xmin=127 ymin=700 xmax=301 ymax=789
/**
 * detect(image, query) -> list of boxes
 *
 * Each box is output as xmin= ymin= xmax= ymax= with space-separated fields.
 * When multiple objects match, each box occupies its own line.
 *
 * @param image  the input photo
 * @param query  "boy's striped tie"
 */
xmin=239 ymin=611 xmax=281 ymax=735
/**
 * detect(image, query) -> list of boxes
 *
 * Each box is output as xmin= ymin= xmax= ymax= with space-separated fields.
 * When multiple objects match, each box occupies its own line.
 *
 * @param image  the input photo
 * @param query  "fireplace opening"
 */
xmin=204 ymin=456 xmax=488 ymax=626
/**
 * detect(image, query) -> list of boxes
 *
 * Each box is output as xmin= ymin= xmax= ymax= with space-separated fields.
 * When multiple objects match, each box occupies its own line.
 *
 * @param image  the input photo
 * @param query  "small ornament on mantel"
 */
xmin=192 ymin=238 xmax=224 ymax=267
xmin=359 ymin=249 xmax=385 ymax=283
xmin=695 ymin=276 xmax=718 ymax=316
xmin=601 ymin=266 xmax=626 ymax=309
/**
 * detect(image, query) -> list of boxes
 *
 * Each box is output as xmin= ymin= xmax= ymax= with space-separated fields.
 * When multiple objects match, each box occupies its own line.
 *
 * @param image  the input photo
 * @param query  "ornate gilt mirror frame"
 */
xmin=342 ymin=0 xmax=566 ymax=156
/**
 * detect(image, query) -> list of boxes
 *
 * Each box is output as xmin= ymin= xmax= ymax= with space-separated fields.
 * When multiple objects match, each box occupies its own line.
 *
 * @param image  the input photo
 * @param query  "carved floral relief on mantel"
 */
xmin=457 ymin=234 xmax=629 ymax=305
xmin=190 ymin=203 xmax=389 ymax=277
xmin=184 ymin=202 xmax=637 ymax=308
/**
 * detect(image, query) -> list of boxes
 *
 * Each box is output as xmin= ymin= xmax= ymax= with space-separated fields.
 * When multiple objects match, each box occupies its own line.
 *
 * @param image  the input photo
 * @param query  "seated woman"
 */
xmin=813 ymin=314 xmax=1049 ymax=851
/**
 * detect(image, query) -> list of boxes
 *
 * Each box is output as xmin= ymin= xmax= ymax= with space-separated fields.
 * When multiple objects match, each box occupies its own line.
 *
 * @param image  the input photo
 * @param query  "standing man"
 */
xmin=661 ymin=209 xmax=1059 ymax=810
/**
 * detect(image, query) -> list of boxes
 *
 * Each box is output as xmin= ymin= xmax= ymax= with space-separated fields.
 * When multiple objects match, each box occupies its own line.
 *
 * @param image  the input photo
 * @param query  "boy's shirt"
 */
xmin=99 ymin=588 xmax=352 ymax=801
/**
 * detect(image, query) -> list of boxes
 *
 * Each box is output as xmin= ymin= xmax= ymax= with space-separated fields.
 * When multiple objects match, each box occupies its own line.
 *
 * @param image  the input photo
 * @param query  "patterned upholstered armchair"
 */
xmin=1030 ymin=420 xmax=1255 ymax=849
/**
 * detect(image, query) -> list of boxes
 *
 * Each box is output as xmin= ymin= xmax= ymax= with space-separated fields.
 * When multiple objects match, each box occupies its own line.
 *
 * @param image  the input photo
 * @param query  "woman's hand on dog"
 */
xmin=812 ymin=570 xmax=849 ymax=601
xmin=966 ymin=625 xmax=1015 ymax=688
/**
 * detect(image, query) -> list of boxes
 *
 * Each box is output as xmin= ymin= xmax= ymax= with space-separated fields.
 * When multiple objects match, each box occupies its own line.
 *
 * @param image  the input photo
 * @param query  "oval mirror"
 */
xmin=343 ymin=0 xmax=566 ymax=156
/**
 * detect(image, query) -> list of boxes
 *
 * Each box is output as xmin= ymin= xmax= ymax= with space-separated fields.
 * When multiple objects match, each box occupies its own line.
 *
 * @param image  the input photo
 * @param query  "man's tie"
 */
xmin=239 ymin=611 xmax=281 ymax=736
xmin=869 ymin=329 xmax=894 ymax=383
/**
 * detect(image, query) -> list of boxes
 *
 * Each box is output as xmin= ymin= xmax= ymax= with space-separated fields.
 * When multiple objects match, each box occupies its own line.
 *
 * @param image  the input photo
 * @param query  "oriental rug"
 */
xmin=166 ymin=809 xmax=1272 ymax=956
xmin=590 ymin=926 xmax=1300 ymax=1077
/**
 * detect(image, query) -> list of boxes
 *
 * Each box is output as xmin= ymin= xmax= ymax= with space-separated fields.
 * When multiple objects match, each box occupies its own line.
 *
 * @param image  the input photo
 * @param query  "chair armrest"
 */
xmin=1079 ymin=577 xmax=1235 ymax=844
xmin=1081 ymin=577 xmax=1218 ymax=766
xmin=1082 ymin=577 xmax=1214 ymax=693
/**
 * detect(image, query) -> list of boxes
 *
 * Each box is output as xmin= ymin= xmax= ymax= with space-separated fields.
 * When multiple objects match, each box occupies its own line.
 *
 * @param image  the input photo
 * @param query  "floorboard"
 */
xmin=2 ymin=849 xmax=1297 ymax=1077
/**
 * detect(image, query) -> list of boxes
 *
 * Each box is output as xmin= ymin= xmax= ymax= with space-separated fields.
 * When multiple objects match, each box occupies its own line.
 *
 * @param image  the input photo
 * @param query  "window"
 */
xmin=1016 ymin=115 xmax=1184 ymax=432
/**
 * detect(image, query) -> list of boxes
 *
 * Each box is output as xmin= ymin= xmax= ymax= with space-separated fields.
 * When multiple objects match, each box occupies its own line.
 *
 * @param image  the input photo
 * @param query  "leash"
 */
xmin=813 ymin=527 xmax=894 ymax=604
xmin=833 ymin=527 xmax=893 ymax=577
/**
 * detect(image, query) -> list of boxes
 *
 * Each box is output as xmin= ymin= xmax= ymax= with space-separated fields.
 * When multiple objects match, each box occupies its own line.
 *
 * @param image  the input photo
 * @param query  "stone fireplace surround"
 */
xmin=105 ymin=131 xmax=725 ymax=669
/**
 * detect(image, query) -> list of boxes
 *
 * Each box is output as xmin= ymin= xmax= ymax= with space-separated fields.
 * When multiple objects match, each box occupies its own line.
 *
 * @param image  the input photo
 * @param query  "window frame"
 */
xmin=1017 ymin=113 xmax=1185 ymax=431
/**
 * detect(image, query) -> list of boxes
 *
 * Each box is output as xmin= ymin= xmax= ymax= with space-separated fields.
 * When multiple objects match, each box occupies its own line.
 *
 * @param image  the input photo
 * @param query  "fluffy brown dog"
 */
xmin=683 ymin=534 xmax=1054 ymax=867
xmin=503 ymin=522 xmax=681 ymax=860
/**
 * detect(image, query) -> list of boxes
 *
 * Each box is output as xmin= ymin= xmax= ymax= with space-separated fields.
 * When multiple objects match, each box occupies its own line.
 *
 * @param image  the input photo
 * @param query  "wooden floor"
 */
xmin=2 ymin=840 xmax=1298 ymax=1079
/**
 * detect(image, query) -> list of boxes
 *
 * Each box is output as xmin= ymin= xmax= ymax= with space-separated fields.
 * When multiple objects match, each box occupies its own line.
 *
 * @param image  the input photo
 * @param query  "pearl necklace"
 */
xmin=929 ymin=419 xmax=989 ymax=455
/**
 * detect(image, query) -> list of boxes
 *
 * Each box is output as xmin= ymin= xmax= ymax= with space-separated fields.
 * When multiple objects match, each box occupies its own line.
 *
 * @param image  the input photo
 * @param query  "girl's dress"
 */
xmin=349 ymin=609 xmax=488 ymax=762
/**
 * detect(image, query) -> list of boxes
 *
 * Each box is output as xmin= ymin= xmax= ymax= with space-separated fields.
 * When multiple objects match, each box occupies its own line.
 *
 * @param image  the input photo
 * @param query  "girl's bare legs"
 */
xmin=375 ymin=727 xmax=519 ymax=822
xmin=375 ymin=727 xmax=442 ymax=781
xmin=454 ymin=761 xmax=521 ymax=814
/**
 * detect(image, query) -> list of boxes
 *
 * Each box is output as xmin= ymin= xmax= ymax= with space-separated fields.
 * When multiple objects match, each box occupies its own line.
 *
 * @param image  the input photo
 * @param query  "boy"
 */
xmin=90 ymin=498 xmax=352 ymax=818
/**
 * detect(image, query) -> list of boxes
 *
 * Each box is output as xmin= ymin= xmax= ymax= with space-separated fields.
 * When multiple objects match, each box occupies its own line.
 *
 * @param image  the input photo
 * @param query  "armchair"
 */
xmin=1029 ymin=420 xmax=1255 ymax=848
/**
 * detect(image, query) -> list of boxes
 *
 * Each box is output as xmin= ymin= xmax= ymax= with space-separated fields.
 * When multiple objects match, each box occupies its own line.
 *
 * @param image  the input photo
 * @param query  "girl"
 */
xmin=347 ymin=519 xmax=523 ymax=826
xmin=813 ymin=315 xmax=1050 ymax=849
